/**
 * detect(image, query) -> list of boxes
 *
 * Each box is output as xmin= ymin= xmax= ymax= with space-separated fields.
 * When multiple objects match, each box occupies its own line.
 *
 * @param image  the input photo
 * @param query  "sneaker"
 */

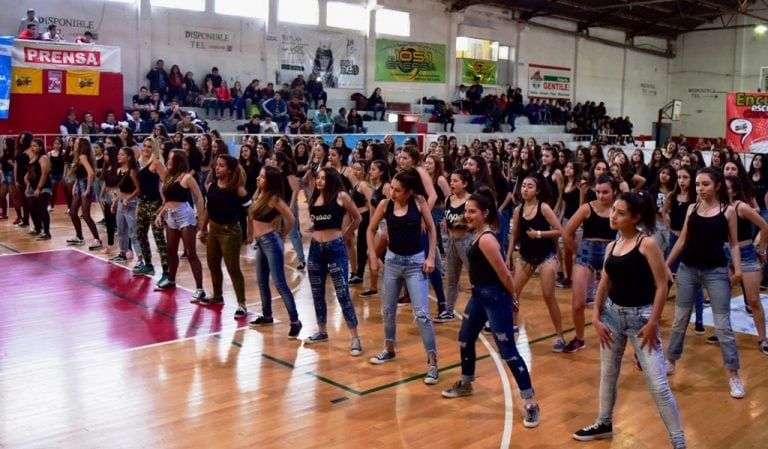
xmin=706 ymin=335 xmax=720 ymax=345
xmin=482 ymin=323 xmax=492 ymax=334
xmin=66 ymin=237 xmax=85 ymax=245
xmin=359 ymin=289 xmax=378 ymax=298
xmin=555 ymin=272 xmax=565 ymax=285
xmin=26 ymin=228 xmax=40 ymax=235
xmin=15 ymin=221 xmax=28 ymax=228
xmin=12 ymin=218 xmax=22 ymax=225
xmin=573 ymin=422 xmax=613 ymax=441
xmin=563 ymin=338 xmax=586 ymax=353
xmin=111 ymin=254 xmax=127 ymax=262
xmin=88 ymin=240 xmax=103 ymax=251
xmin=434 ymin=311 xmax=455 ymax=323
xmin=397 ymin=294 xmax=411 ymax=307
xmin=369 ymin=350 xmax=396 ymax=365
xmin=694 ymin=322 xmax=705 ymax=335
xmin=349 ymin=337 xmax=362 ymax=356
xmin=133 ymin=263 xmax=155 ymax=276
xmin=156 ymin=272 xmax=169 ymax=287
xmin=703 ymin=297 xmax=711 ymax=306
xmin=586 ymin=296 xmax=595 ymax=306
xmin=556 ymin=278 xmax=573 ymax=288
xmin=249 ymin=316 xmax=274 ymax=326
xmin=234 ymin=304 xmax=247 ymax=318
xmin=47 ymin=205 xmax=53 ymax=212
xmin=132 ymin=261 xmax=145 ymax=273
xmin=305 ymin=332 xmax=329 ymax=344
xmin=296 ymin=262 xmax=306 ymax=270
xmin=523 ymin=403 xmax=540 ymax=428
xmin=758 ymin=339 xmax=768 ymax=356
xmin=199 ymin=296 xmax=224 ymax=306
xmin=288 ymin=321 xmax=303 ymax=339
xmin=348 ymin=275 xmax=363 ymax=285
xmin=156 ymin=278 xmax=176 ymax=289
xmin=551 ymin=338 xmax=567 ymax=353
xmin=441 ymin=380 xmax=474 ymax=398
xmin=729 ymin=377 xmax=746 ymax=399
xmin=36 ymin=233 xmax=52 ymax=241
xmin=424 ymin=365 xmax=439 ymax=385
xmin=191 ymin=288 xmax=206 ymax=301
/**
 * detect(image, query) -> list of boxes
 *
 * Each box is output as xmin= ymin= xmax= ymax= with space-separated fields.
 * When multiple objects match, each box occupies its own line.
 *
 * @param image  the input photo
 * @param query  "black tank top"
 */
xmin=518 ymin=201 xmax=556 ymax=259
xmin=28 ymin=158 xmax=51 ymax=190
xmin=582 ymin=202 xmax=614 ymax=240
xmin=117 ymin=169 xmax=136 ymax=194
xmin=386 ymin=197 xmax=422 ymax=256
xmin=351 ymin=183 xmax=367 ymax=208
xmin=680 ymin=203 xmax=728 ymax=268
xmin=586 ymin=188 xmax=597 ymax=202
xmin=207 ymin=183 xmax=246 ymax=224
xmin=371 ymin=183 xmax=386 ymax=209
xmin=562 ymin=187 xmax=580 ymax=219
xmin=137 ymin=163 xmax=161 ymax=201
xmin=668 ymin=196 xmax=693 ymax=232
xmin=163 ymin=179 xmax=189 ymax=202
xmin=467 ymin=231 xmax=503 ymax=287
xmin=543 ymin=169 xmax=559 ymax=207
xmin=309 ymin=197 xmax=345 ymax=230
xmin=735 ymin=202 xmax=753 ymax=241
xmin=605 ymin=236 xmax=655 ymax=307
xmin=444 ymin=196 xmax=469 ymax=230
xmin=74 ymin=163 xmax=87 ymax=180
xmin=433 ymin=181 xmax=446 ymax=205
xmin=49 ymin=152 xmax=64 ymax=176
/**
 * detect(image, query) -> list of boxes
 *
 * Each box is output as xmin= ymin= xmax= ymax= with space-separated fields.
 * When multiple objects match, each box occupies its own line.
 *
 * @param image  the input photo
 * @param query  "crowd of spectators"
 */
xmin=16 ymin=8 xmax=94 ymax=43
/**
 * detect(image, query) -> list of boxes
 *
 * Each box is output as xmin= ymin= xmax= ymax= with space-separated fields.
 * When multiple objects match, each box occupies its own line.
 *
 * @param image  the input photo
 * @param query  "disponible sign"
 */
xmin=527 ymin=63 xmax=571 ymax=99
xmin=726 ymin=92 xmax=768 ymax=153
xmin=183 ymin=27 xmax=233 ymax=52
xmin=11 ymin=40 xmax=120 ymax=72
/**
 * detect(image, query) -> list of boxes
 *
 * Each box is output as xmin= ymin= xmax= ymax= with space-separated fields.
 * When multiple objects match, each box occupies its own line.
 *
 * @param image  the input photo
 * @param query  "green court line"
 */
xmin=0 ymin=242 xmax=20 ymax=253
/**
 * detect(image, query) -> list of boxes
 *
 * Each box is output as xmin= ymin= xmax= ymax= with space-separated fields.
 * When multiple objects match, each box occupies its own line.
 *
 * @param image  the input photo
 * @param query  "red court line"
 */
xmin=0 ymin=249 xmax=243 ymax=371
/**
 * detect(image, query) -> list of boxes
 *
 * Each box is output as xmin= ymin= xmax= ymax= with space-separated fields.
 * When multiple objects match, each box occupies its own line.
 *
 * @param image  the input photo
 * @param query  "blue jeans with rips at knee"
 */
xmin=307 ymin=237 xmax=358 ymax=329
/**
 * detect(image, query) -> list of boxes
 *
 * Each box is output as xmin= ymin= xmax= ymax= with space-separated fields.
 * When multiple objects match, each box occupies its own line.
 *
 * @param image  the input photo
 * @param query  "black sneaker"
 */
xmin=707 ymin=335 xmax=720 ymax=345
xmin=434 ymin=311 xmax=455 ymax=323
xmin=694 ymin=322 xmax=705 ymax=335
xmin=234 ymin=304 xmax=247 ymax=318
xmin=88 ymin=240 xmax=103 ymax=251
xmin=360 ymin=289 xmax=378 ymax=298
xmin=349 ymin=275 xmax=363 ymax=285
xmin=296 ymin=262 xmax=306 ymax=270
xmin=26 ymin=228 xmax=41 ymax=235
xmin=305 ymin=332 xmax=329 ymax=344
xmin=563 ymin=338 xmax=586 ymax=353
xmin=555 ymin=271 xmax=565 ymax=285
xmin=110 ymin=253 xmax=127 ymax=262
xmin=199 ymin=296 xmax=224 ymax=306
xmin=156 ymin=279 xmax=176 ymax=290
xmin=573 ymin=422 xmax=613 ymax=441
xmin=523 ymin=403 xmax=540 ymax=428
xmin=369 ymin=350 xmax=396 ymax=365
xmin=249 ymin=316 xmax=274 ymax=326
xmin=36 ymin=233 xmax=52 ymax=241
xmin=288 ymin=321 xmax=303 ymax=339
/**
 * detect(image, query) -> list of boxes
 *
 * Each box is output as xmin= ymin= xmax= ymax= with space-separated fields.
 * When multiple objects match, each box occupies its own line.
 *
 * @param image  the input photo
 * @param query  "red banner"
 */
xmin=726 ymin=91 xmax=768 ymax=153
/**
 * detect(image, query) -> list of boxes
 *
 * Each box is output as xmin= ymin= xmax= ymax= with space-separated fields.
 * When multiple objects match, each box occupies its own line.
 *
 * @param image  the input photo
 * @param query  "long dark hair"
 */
xmin=672 ymin=165 xmax=697 ymax=202
xmin=725 ymin=175 xmax=747 ymax=203
xmin=697 ymin=167 xmax=730 ymax=205
xmin=468 ymin=187 xmax=499 ymax=229
xmin=393 ymin=168 xmax=428 ymax=199
xmin=371 ymin=159 xmax=391 ymax=183
xmin=616 ymin=191 xmax=656 ymax=233
xmin=163 ymin=150 xmax=190 ymax=192
xmin=310 ymin=167 xmax=344 ymax=206
xmin=249 ymin=165 xmax=284 ymax=225
xmin=102 ymin=146 xmax=121 ymax=185
xmin=523 ymin=172 xmax=552 ymax=205
xmin=216 ymin=154 xmax=246 ymax=192
xmin=274 ymin=151 xmax=296 ymax=176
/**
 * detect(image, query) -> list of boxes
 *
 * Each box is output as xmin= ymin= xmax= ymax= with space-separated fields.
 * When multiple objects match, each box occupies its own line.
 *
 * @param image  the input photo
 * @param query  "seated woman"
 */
xmin=367 ymin=87 xmax=386 ymax=121
xmin=215 ymin=80 xmax=235 ymax=120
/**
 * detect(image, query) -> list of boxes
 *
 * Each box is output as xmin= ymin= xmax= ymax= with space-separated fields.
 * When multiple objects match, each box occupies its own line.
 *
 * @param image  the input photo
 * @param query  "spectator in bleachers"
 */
xmin=146 ymin=60 xmax=170 ymax=101
xmin=466 ymin=78 xmax=483 ymax=114
xmin=167 ymin=65 xmax=185 ymax=103
xmin=299 ymin=118 xmax=315 ymax=135
xmin=132 ymin=86 xmax=153 ymax=121
xmin=100 ymin=111 xmax=121 ymax=135
xmin=42 ymin=24 xmax=64 ymax=42
xmin=203 ymin=67 xmax=223 ymax=89
xmin=277 ymin=83 xmax=291 ymax=100
xmin=291 ymin=75 xmax=307 ymax=98
xmin=176 ymin=113 xmax=196 ymax=134
xmin=149 ymin=90 xmax=165 ymax=114
xmin=237 ymin=115 xmax=262 ymax=134
xmin=242 ymin=79 xmax=262 ymax=116
xmin=524 ymin=98 xmax=539 ymax=125
xmin=438 ymin=103 xmax=455 ymax=133
xmin=230 ymin=81 xmax=245 ymax=120
xmin=452 ymin=84 xmax=470 ymax=113
xmin=260 ymin=115 xmax=280 ymax=134
xmin=261 ymin=82 xmax=275 ymax=101
xmin=215 ymin=80 xmax=235 ymax=120
xmin=141 ymin=110 xmax=164 ymax=135
xmin=287 ymin=95 xmax=307 ymax=124
xmin=261 ymin=93 xmax=289 ymax=132
xmin=307 ymin=74 xmax=327 ymax=109
xmin=183 ymin=72 xmax=199 ymax=106
xmin=75 ymin=31 xmax=94 ymax=44
xmin=124 ymin=110 xmax=143 ymax=134
xmin=18 ymin=23 xmax=39 ymax=40
xmin=60 ymin=109 xmax=80 ymax=136
xmin=18 ymin=8 xmax=38 ymax=35
xmin=347 ymin=108 xmax=365 ymax=134
xmin=367 ymin=87 xmax=387 ymax=121
xmin=313 ymin=105 xmax=333 ymax=134
xmin=164 ymin=99 xmax=183 ymax=130
xmin=199 ymin=79 xmax=219 ymax=119
xmin=334 ymin=107 xmax=349 ymax=134
xmin=80 ymin=112 xmax=100 ymax=143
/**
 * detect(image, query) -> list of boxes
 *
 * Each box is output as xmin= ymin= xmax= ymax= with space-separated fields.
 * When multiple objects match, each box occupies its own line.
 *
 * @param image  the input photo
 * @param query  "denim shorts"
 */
xmin=519 ymin=251 xmax=557 ymax=270
xmin=164 ymin=202 xmax=197 ymax=229
xmin=575 ymin=239 xmax=611 ymax=272
xmin=26 ymin=186 xmax=52 ymax=197
xmin=738 ymin=243 xmax=761 ymax=273
xmin=73 ymin=178 xmax=97 ymax=200
xmin=1 ymin=170 xmax=13 ymax=185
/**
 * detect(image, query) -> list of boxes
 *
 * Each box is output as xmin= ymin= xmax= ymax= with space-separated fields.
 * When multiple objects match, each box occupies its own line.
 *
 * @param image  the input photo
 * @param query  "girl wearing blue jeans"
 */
xmin=366 ymin=168 xmax=439 ymax=385
xmin=441 ymin=188 xmax=540 ymax=429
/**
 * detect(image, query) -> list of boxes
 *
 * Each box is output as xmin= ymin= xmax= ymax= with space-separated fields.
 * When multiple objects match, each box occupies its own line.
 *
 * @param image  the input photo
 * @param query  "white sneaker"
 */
xmin=729 ymin=377 xmax=745 ymax=399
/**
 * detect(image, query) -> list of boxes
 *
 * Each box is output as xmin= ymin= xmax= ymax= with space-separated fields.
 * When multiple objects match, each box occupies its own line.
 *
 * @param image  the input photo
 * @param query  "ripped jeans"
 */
xmin=307 ymin=237 xmax=358 ymax=329
xmin=458 ymin=284 xmax=534 ymax=399
xmin=381 ymin=250 xmax=437 ymax=358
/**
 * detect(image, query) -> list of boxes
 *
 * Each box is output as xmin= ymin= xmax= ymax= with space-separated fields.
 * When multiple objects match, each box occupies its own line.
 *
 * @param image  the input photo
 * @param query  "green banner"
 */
xmin=461 ymin=59 xmax=497 ymax=84
xmin=374 ymin=39 xmax=446 ymax=83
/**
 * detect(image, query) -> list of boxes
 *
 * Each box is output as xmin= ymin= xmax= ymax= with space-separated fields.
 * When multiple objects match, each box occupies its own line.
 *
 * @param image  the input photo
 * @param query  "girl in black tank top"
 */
xmin=508 ymin=173 xmax=566 ymax=348
xmin=577 ymin=191 xmax=686 ymax=448
xmin=365 ymin=160 xmax=391 ymax=296
xmin=350 ymin=160 xmax=373 ymax=284
xmin=560 ymin=161 xmax=583 ymax=289
xmin=443 ymin=169 xmax=473 ymax=317
xmin=539 ymin=147 xmax=563 ymax=210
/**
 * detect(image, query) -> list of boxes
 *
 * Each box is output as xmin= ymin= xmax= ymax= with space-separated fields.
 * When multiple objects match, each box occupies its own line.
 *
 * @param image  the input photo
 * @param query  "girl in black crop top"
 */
xmin=66 ymin=137 xmax=102 ymax=249
xmin=134 ymin=136 xmax=170 ymax=286
xmin=507 ymin=173 xmax=566 ymax=348
xmin=364 ymin=160 xmax=392 ymax=296
xmin=442 ymin=169 xmax=473 ymax=318
xmin=350 ymin=160 xmax=373 ymax=285
xmin=575 ymin=191 xmax=686 ymax=447
xmin=303 ymin=167 xmax=363 ymax=350
xmin=25 ymin=139 xmax=52 ymax=239
xmin=110 ymin=147 xmax=141 ymax=262
xmin=442 ymin=189 xmax=540 ymax=422
xmin=664 ymin=168 xmax=746 ymax=397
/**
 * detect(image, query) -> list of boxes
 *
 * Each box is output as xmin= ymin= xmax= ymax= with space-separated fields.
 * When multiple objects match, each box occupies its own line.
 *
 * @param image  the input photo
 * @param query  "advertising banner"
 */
xmin=11 ymin=40 xmax=121 ymax=73
xmin=461 ymin=59 xmax=497 ymax=84
xmin=277 ymin=27 xmax=364 ymax=88
xmin=47 ymin=71 xmax=63 ymax=94
xmin=375 ymin=39 xmax=446 ymax=83
xmin=527 ymin=63 xmax=571 ymax=99
xmin=0 ymin=36 xmax=12 ymax=119
xmin=66 ymin=70 xmax=100 ymax=96
xmin=726 ymin=91 xmax=768 ymax=153
xmin=10 ymin=67 xmax=43 ymax=94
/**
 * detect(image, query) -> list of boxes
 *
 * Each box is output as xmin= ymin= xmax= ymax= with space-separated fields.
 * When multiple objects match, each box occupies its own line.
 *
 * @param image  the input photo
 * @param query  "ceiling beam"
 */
xmin=695 ymin=0 xmax=768 ymax=22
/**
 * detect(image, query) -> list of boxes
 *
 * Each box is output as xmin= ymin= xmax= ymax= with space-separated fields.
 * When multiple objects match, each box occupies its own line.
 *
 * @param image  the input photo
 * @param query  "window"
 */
xmin=107 ymin=0 xmax=136 ymax=3
xmin=216 ymin=0 xmax=268 ymax=18
xmin=456 ymin=37 xmax=499 ymax=60
xmin=326 ymin=2 xmax=366 ymax=31
xmin=278 ymin=0 xmax=320 ymax=25
xmin=375 ymin=9 xmax=409 ymax=37
xmin=151 ymin=0 xmax=204 ymax=11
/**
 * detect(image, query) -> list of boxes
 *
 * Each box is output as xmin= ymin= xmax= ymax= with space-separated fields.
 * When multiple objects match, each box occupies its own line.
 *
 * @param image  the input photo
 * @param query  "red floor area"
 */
xmin=0 ymin=249 xmax=238 ymax=370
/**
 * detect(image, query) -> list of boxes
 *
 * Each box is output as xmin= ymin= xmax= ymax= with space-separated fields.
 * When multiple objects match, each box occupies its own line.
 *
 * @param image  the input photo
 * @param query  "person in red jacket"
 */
xmin=215 ymin=81 xmax=235 ymax=120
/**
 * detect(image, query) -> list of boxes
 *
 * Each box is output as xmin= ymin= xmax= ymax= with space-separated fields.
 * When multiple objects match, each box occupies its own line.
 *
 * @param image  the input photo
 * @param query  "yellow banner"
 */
xmin=11 ymin=67 xmax=43 ymax=94
xmin=66 ymin=70 xmax=100 ymax=96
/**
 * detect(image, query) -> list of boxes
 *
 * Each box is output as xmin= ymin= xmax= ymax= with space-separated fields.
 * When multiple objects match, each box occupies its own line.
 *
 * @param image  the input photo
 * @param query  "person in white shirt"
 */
xmin=42 ymin=24 xmax=64 ymax=42
xmin=260 ymin=115 xmax=279 ymax=134
xmin=18 ymin=8 xmax=38 ymax=35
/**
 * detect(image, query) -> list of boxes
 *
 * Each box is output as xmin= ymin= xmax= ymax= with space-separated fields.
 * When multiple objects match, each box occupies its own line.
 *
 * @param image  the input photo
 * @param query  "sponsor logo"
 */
xmin=24 ymin=48 xmax=101 ymax=67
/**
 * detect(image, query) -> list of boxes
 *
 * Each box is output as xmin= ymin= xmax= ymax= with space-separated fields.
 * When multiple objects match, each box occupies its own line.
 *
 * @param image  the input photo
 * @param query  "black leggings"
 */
xmin=29 ymin=192 xmax=51 ymax=234
xmin=103 ymin=200 xmax=117 ymax=246
xmin=355 ymin=211 xmax=370 ymax=279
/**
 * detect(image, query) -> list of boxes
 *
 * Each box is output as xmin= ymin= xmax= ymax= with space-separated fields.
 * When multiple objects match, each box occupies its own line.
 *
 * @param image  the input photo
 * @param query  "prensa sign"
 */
xmin=11 ymin=40 xmax=120 ymax=72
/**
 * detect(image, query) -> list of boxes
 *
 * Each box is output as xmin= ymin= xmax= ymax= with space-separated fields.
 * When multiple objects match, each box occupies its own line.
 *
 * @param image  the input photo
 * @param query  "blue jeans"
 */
xmin=422 ymin=233 xmax=446 ymax=310
xmin=308 ymin=237 xmax=358 ymax=329
xmin=254 ymin=230 xmax=299 ymax=322
xmin=445 ymin=233 xmax=473 ymax=313
xmin=381 ymin=250 xmax=437 ymax=358
xmin=497 ymin=208 xmax=511 ymax=258
xmin=666 ymin=233 xmax=704 ymax=324
xmin=459 ymin=284 xmax=534 ymax=399
xmin=668 ymin=263 xmax=740 ymax=370
xmin=286 ymin=202 xmax=306 ymax=264
xmin=117 ymin=198 xmax=141 ymax=255
xmin=599 ymin=300 xmax=686 ymax=448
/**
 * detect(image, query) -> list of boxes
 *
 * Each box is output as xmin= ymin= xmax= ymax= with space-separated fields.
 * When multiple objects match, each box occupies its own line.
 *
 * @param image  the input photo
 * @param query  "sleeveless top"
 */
xmin=562 ymin=186 xmax=580 ymax=219
xmin=370 ymin=183 xmax=386 ymax=209
xmin=680 ymin=203 xmax=728 ymax=268
xmin=252 ymin=204 xmax=280 ymax=223
xmin=137 ymin=163 xmax=161 ymax=201
xmin=351 ymin=183 xmax=368 ymax=208
xmin=28 ymin=158 xmax=51 ymax=190
xmin=582 ymin=202 xmax=614 ymax=240
xmin=586 ymin=188 xmax=597 ymax=202
xmin=668 ymin=196 xmax=693 ymax=232
xmin=74 ymin=163 xmax=87 ymax=180
xmin=467 ymin=230 xmax=503 ymax=287
xmin=605 ymin=236 xmax=655 ymax=307
xmin=207 ymin=183 xmax=246 ymax=224
xmin=339 ymin=167 xmax=353 ymax=191
xmin=518 ymin=201 xmax=556 ymax=260
xmin=543 ymin=169 xmax=559 ymax=207
xmin=117 ymin=169 xmax=136 ymax=194
xmin=433 ymin=181 xmax=446 ymax=205
xmin=281 ymin=172 xmax=293 ymax=204
xmin=163 ymin=179 xmax=189 ymax=202
xmin=309 ymin=197 xmax=345 ymax=230
xmin=49 ymin=152 xmax=64 ymax=176
xmin=444 ymin=196 xmax=470 ymax=230
xmin=386 ymin=196 xmax=422 ymax=256
xmin=735 ymin=202 xmax=754 ymax=241
xmin=753 ymin=175 xmax=768 ymax=211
